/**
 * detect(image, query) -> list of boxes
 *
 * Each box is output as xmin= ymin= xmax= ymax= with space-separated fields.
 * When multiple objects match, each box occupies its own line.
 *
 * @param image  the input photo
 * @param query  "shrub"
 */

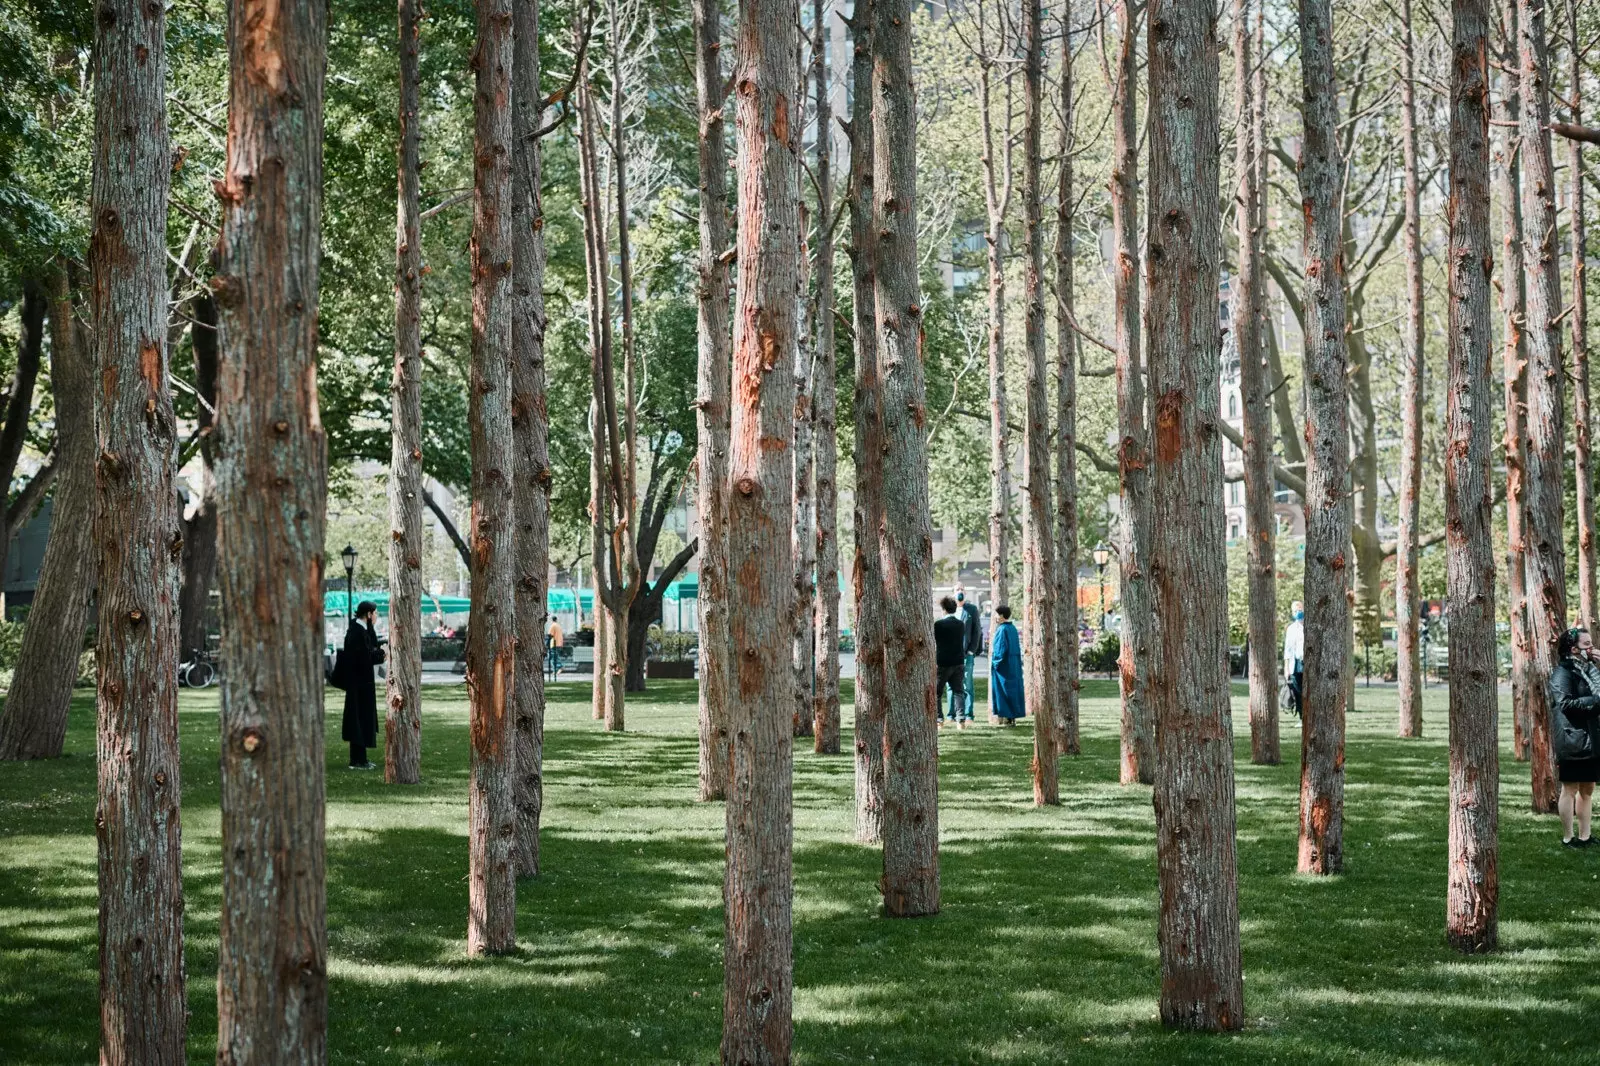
xmin=1081 ymin=631 xmax=1121 ymax=676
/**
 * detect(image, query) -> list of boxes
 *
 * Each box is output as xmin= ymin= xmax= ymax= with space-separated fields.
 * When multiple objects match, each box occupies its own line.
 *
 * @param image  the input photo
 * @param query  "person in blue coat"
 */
xmin=989 ymin=604 xmax=1025 ymax=725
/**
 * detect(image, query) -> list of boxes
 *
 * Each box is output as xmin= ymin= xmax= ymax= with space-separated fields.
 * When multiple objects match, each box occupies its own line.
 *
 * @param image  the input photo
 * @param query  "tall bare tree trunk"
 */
xmin=1444 ymin=0 xmax=1499 ymax=952
xmin=1496 ymin=2 xmax=1532 ymax=763
xmin=793 ymin=335 xmax=816 ymax=740
xmin=0 ymin=277 xmax=94 ymax=762
xmin=811 ymin=0 xmax=842 ymax=755
xmin=1567 ymin=0 xmax=1594 ymax=631
xmin=1395 ymin=0 xmax=1426 ymax=739
xmin=1053 ymin=1 xmax=1081 ymax=757
xmin=512 ymin=0 xmax=551 ymax=877
xmin=848 ymin=0 xmax=886 ymax=845
xmin=1148 ymin=0 xmax=1243 ymax=1029
xmin=978 ymin=7 xmax=1013 ymax=612
xmin=178 ymin=294 xmax=219 ymax=662
xmin=1234 ymin=0 xmax=1278 ymax=767
xmin=0 ymin=280 xmax=45 ymax=617
xmin=89 ymin=1 xmax=187 ymax=1056
xmin=1113 ymin=0 xmax=1153 ymax=786
xmin=387 ymin=0 xmax=425 ymax=786
xmin=213 ymin=0 xmax=330 ymax=1052
xmin=465 ymin=0 xmax=518 ymax=955
xmin=591 ymin=436 xmax=610 ymax=724
xmin=693 ymin=0 xmax=733 ymax=800
xmin=722 ymin=0 xmax=798 ymax=1052
xmin=874 ymin=0 xmax=939 ymax=919
xmin=1296 ymin=0 xmax=1351 ymax=875
xmin=1517 ymin=0 xmax=1564 ymax=816
xmin=1022 ymin=0 xmax=1058 ymax=807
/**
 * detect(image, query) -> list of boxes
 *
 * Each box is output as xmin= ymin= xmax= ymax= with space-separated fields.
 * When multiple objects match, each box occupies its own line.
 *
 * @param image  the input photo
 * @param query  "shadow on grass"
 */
xmin=3 ymin=685 xmax=1599 ymax=1063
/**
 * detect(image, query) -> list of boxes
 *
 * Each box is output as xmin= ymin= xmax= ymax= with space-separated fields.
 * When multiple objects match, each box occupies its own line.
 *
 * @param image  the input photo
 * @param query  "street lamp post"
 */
xmin=1093 ymin=543 xmax=1110 ymax=631
xmin=341 ymin=544 xmax=358 ymax=621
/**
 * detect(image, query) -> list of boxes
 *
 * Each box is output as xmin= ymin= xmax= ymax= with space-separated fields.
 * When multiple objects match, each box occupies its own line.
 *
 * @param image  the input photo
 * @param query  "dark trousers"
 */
xmin=350 ymin=742 xmax=367 ymax=767
xmin=937 ymin=665 xmax=966 ymax=720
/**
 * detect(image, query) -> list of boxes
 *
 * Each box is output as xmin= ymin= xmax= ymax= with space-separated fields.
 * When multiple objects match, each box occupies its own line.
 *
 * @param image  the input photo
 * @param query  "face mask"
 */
xmin=1293 ymin=610 xmax=1303 ymax=621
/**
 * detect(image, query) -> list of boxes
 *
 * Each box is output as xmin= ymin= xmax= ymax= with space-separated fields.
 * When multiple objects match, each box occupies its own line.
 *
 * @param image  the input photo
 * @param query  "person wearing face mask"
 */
xmin=1549 ymin=627 xmax=1600 ymax=847
xmin=1282 ymin=601 xmax=1305 ymax=718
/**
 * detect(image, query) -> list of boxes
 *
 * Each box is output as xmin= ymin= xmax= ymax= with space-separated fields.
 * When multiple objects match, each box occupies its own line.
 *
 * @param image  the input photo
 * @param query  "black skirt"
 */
xmin=1559 ymin=756 xmax=1600 ymax=784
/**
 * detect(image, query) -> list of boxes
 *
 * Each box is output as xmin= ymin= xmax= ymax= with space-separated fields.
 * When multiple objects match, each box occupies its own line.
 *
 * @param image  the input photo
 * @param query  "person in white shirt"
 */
xmin=1283 ymin=601 xmax=1305 ymax=716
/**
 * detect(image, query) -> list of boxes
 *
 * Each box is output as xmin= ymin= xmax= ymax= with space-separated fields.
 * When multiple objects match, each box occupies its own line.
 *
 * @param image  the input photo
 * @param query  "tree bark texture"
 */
xmin=1395 ymin=0 xmax=1426 ymax=739
xmin=1567 ymin=0 xmax=1594 ymax=632
xmin=178 ymin=294 xmax=219 ymax=662
xmin=465 ymin=0 xmax=518 ymax=955
xmin=512 ymin=0 xmax=551 ymax=877
xmin=1517 ymin=0 xmax=1564 ymax=816
xmin=811 ymin=0 xmax=841 ymax=755
xmin=1296 ymin=0 xmax=1351 ymax=875
xmin=722 ymin=0 xmax=799 ymax=1054
xmin=848 ymin=0 xmax=886 ymax=845
xmin=213 ymin=0 xmax=330 ymax=1054
xmin=1234 ymin=0 xmax=1278 ymax=767
xmin=874 ymin=0 xmax=939 ymax=918
xmin=694 ymin=0 xmax=733 ymax=800
xmin=1114 ymin=0 xmax=1153 ymax=786
xmin=89 ymin=0 xmax=187 ymax=1056
xmin=1146 ymin=0 xmax=1244 ymax=1030
xmin=1444 ymin=0 xmax=1499 ymax=952
xmin=1022 ymin=0 xmax=1058 ymax=807
xmin=979 ymin=18 xmax=1013 ymax=612
xmin=387 ymin=0 xmax=425 ymax=787
xmin=1053 ymin=3 xmax=1081 ymax=757
xmin=1495 ymin=5 xmax=1532 ymax=763
xmin=0 ymin=277 xmax=94 ymax=762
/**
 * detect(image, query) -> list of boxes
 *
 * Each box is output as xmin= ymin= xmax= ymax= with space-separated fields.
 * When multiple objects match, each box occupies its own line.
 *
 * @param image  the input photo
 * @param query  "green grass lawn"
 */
xmin=2 ymin=677 xmax=1596 ymax=1063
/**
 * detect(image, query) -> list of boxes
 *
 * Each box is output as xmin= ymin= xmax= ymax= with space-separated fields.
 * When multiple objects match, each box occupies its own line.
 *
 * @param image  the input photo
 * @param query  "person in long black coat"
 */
xmin=342 ymin=601 xmax=386 ymax=769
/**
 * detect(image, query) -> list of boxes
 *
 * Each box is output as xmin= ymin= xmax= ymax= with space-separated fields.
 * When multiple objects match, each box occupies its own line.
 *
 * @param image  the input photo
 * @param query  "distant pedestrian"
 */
xmin=934 ymin=596 xmax=968 ymax=729
xmin=1283 ymin=600 xmax=1305 ymax=717
xmin=342 ymin=601 xmax=386 ymax=770
xmin=955 ymin=586 xmax=982 ymax=724
xmin=547 ymin=617 xmax=565 ymax=678
xmin=989 ymin=604 xmax=1025 ymax=726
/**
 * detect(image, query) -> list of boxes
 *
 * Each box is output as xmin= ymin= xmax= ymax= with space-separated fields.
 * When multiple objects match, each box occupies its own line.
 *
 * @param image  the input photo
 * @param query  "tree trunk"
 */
xmin=1517 ymin=0 xmax=1564 ymax=816
xmin=848 ymin=0 xmax=886 ymax=845
xmin=0 ymin=277 xmax=46 ymax=601
xmin=387 ymin=0 xmax=425 ymax=787
xmin=465 ymin=0 xmax=518 ymax=956
xmin=590 ymin=415 xmax=609 ymax=723
xmin=979 ymin=23 xmax=1013 ymax=612
xmin=511 ymin=0 xmax=550 ymax=877
xmin=1114 ymin=0 xmax=1153 ymax=787
xmin=1235 ymin=0 xmax=1278 ymax=767
xmin=213 ymin=0 xmax=330 ymax=1051
xmin=1022 ymin=0 xmax=1058 ymax=807
xmin=811 ymin=0 xmax=842 ymax=755
xmin=793 ymin=335 xmax=816 ymax=739
xmin=0 ymin=278 xmax=92 ymax=763
xmin=1297 ymin=0 xmax=1351 ymax=875
xmin=178 ymin=295 xmax=219 ymax=662
xmin=693 ymin=0 xmax=733 ymax=800
xmin=722 ymin=0 xmax=798 ymax=1053
xmin=1395 ymin=0 xmax=1426 ymax=739
xmin=1148 ymin=0 xmax=1244 ymax=1029
xmin=1443 ymin=0 xmax=1499 ymax=952
xmin=1567 ymin=0 xmax=1594 ymax=632
xmin=1495 ymin=3 xmax=1532 ymax=764
xmin=88 ymin=3 xmax=187 ymax=1055
xmin=1053 ymin=1 xmax=1080 ymax=758
xmin=874 ymin=0 xmax=939 ymax=918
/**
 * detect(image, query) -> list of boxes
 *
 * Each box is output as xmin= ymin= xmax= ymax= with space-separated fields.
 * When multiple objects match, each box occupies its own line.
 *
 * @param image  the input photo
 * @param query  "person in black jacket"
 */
xmin=955 ymin=587 xmax=983 ymax=723
xmin=1549 ymin=627 xmax=1600 ymax=846
xmin=342 ymin=601 xmax=386 ymax=770
xmin=934 ymin=596 xmax=968 ymax=729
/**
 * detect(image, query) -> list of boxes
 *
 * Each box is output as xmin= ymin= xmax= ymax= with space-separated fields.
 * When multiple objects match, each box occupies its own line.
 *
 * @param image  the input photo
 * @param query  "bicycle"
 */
xmin=179 ymin=647 xmax=219 ymax=689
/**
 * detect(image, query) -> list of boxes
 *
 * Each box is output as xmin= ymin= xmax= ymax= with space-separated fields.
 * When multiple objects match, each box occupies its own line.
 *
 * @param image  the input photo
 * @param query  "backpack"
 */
xmin=326 ymin=649 xmax=351 ymax=691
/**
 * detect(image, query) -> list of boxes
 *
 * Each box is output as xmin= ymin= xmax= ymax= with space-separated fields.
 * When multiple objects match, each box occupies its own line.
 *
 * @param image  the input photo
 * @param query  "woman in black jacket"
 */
xmin=342 ymin=601 xmax=386 ymax=770
xmin=1548 ymin=627 xmax=1600 ymax=846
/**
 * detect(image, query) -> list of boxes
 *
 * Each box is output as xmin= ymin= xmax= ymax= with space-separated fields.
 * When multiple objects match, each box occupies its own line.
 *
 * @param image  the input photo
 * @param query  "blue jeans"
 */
xmin=962 ymin=655 xmax=976 ymax=719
